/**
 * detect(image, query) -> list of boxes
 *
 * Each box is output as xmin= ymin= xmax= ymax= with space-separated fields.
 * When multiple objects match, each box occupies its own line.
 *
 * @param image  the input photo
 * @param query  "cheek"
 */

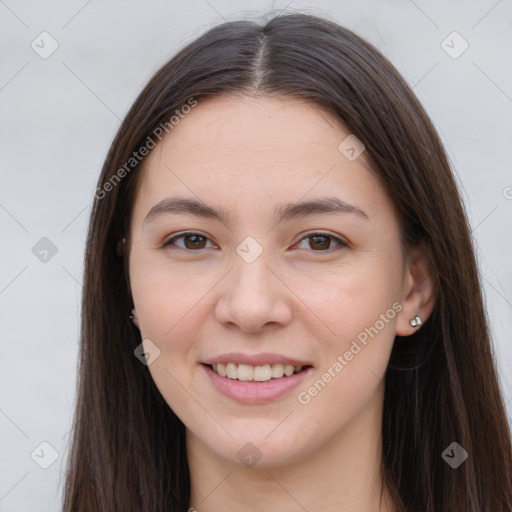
xmin=294 ymin=308 xmax=397 ymax=446
xmin=290 ymin=255 xmax=401 ymax=410
xmin=291 ymin=255 xmax=402 ymax=350
xmin=130 ymin=262 xmax=208 ymax=416
xmin=130 ymin=253 xmax=213 ymax=343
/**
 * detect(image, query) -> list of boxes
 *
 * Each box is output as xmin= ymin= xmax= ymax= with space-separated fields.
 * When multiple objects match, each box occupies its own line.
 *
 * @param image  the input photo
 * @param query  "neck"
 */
xmin=187 ymin=385 xmax=395 ymax=512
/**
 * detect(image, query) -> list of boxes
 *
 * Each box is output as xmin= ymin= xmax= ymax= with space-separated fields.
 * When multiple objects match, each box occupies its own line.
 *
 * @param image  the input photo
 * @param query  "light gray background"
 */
xmin=1 ymin=1 xmax=511 ymax=510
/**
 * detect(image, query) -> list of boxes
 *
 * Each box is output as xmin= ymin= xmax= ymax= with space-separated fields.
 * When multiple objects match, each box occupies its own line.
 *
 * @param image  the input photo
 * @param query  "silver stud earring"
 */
xmin=409 ymin=314 xmax=422 ymax=328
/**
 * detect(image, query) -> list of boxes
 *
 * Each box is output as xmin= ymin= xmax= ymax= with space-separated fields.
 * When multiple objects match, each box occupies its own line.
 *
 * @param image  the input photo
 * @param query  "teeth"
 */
xmin=237 ymin=364 xmax=253 ymax=381
xmin=217 ymin=363 xmax=226 ymax=377
xmin=211 ymin=362 xmax=305 ymax=381
xmin=254 ymin=365 xmax=272 ymax=381
xmin=226 ymin=363 xmax=237 ymax=379
xmin=271 ymin=363 xmax=284 ymax=378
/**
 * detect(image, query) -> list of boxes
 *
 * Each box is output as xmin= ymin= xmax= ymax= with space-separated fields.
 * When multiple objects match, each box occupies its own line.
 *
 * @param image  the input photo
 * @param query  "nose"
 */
xmin=214 ymin=255 xmax=293 ymax=333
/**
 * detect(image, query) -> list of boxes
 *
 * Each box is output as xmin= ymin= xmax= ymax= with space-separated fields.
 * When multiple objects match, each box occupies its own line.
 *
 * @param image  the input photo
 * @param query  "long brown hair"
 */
xmin=63 ymin=13 xmax=512 ymax=511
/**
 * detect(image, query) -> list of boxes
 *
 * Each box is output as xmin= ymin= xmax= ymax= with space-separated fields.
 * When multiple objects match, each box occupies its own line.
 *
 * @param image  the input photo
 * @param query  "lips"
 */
xmin=200 ymin=352 xmax=313 ymax=403
xmin=202 ymin=352 xmax=312 ymax=382
xmin=210 ymin=362 xmax=305 ymax=381
xmin=203 ymin=352 xmax=312 ymax=368
xmin=202 ymin=363 xmax=313 ymax=404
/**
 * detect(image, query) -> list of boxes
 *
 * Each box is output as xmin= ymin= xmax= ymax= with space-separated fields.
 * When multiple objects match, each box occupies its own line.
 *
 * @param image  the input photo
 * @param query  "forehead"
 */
xmin=154 ymin=94 xmax=358 ymax=160
xmin=132 ymin=94 xmax=393 ymax=226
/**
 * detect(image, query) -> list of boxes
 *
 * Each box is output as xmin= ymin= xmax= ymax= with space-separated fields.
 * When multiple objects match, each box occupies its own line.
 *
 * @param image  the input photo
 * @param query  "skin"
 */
xmin=127 ymin=94 xmax=435 ymax=512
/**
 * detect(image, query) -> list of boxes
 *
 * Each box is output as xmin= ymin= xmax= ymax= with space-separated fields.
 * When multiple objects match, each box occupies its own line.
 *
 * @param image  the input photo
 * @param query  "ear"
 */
xmin=395 ymin=243 xmax=436 ymax=336
xmin=131 ymin=308 xmax=140 ymax=329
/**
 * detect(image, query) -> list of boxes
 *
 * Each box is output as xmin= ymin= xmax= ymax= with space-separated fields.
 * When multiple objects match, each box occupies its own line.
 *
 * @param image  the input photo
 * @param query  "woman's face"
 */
xmin=128 ymin=94 xmax=414 ymax=468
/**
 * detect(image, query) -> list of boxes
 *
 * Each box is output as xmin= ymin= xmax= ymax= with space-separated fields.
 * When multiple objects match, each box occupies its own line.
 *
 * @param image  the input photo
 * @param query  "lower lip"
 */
xmin=202 ymin=364 xmax=313 ymax=404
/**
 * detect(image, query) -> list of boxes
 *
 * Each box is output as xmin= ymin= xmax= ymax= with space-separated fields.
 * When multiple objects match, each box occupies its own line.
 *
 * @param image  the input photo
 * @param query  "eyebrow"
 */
xmin=142 ymin=196 xmax=369 ymax=226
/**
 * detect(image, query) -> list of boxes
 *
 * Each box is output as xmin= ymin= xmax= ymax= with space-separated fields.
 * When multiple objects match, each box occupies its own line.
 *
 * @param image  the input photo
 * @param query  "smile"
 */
xmin=202 ymin=363 xmax=313 ymax=404
xmin=210 ymin=362 xmax=306 ymax=382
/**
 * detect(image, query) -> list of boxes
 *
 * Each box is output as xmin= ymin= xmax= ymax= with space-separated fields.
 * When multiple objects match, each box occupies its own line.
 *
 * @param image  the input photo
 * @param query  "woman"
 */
xmin=63 ymin=12 xmax=512 ymax=512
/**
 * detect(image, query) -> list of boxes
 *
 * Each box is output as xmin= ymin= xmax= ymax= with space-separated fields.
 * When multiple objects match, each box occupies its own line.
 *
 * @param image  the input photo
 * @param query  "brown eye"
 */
xmin=183 ymin=234 xmax=207 ymax=249
xmin=295 ymin=232 xmax=348 ymax=252
xmin=163 ymin=232 xmax=213 ymax=251
xmin=309 ymin=235 xmax=331 ymax=250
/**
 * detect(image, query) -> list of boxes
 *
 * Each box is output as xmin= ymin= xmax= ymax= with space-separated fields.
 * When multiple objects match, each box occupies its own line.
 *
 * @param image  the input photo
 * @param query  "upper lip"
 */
xmin=202 ymin=352 xmax=313 ymax=367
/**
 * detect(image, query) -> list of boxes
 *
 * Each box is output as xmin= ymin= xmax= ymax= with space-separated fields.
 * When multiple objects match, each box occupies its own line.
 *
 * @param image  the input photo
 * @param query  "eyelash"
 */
xmin=162 ymin=231 xmax=348 ymax=253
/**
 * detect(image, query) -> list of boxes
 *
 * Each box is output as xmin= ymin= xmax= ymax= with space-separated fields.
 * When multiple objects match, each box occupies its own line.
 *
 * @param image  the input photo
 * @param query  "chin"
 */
xmin=191 ymin=422 xmax=316 ymax=470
